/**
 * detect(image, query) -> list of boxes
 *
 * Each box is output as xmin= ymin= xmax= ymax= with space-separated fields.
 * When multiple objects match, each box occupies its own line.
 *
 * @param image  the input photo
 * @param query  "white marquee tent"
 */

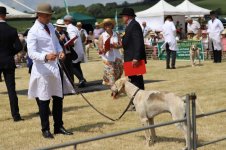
xmin=136 ymin=0 xmax=185 ymax=31
xmin=0 ymin=1 xmax=35 ymax=19
xmin=176 ymin=0 xmax=211 ymax=17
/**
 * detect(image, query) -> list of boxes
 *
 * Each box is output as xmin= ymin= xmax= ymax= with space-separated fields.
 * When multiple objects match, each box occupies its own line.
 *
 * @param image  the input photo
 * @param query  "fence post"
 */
xmin=191 ymin=93 xmax=197 ymax=150
xmin=186 ymin=94 xmax=192 ymax=150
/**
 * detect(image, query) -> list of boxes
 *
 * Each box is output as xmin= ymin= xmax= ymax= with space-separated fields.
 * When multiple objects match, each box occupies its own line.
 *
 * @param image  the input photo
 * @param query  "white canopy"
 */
xmin=0 ymin=2 xmax=35 ymax=19
xmin=176 ymin=0 xmax=211 ymax=17
xmin=135 ymin=0 xmax=185 ymax=31
xmin=136 ymin=0 xmax=184 ymax=17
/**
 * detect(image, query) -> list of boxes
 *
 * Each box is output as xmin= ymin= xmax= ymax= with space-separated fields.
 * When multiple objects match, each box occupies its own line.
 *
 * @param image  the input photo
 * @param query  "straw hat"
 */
xmin=54 ymin=19 xmax=66 ymax=28
xmin=149 ymin=31 xmax=156 ymax=36
xmin=76 ymin=22 xmax=82 ymax=26
xmin=36 ymin=3 xmax=54 ymax=15
xmin=221 ymin=29 xmax=226 ymax=35
xmin=100 ymin=18 xmax=115 ymax=28
xmin=95 ymin=22 xmax=100 ymax=26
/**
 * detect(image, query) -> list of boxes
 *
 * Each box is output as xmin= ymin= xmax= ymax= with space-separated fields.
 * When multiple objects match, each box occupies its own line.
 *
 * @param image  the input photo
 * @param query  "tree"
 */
xmin=87 ymin=3 xmax=105 ymax=17
xmin=122 ymin=1 xmax=129 ymax=7
xmin=105 ymin=2 xmax=118 ymax=9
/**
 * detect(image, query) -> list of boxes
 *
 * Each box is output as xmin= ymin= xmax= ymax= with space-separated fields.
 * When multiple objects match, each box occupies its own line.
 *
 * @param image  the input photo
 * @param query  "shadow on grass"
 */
xmin=0 ymin=80 xmax=165 ymax=96
xmin=137 ymin=135 xmax=185 ymax=143
xmin=68 ymin=122 xmax=114 ymax=132
xmin=22 ymin=105 xmax=89 ymax=120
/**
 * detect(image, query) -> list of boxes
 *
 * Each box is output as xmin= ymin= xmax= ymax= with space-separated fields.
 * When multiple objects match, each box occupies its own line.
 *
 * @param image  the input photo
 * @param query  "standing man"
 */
xmin=0 ymin=6 xmax=23 ymax=121
xmin=27 ymin=3 xmax=74 ymax=139
xmin=120 ymin=8 xmax=146 ymax=90
xmin=142 ymin=21 xmax=151 ymax=38
xmin=186 ymin=17 xmax=201 ymax=37
xmin=162 ymin=15 xmax=177 ymax=69
xmin=54 ymin=19 xmax=75 ymax=83
xmin=207 ymin=11 xmax=224 ymax=63
xmin=64 ymin=15 xmax=87 ymax=88
xmin=93 ymin=22 xmax=104 ymax=49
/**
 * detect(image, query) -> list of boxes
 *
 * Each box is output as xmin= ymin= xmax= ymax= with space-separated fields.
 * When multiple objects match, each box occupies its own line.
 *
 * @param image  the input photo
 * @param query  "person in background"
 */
xmin=221 ymin=29 xmax=226 ymax=52
xmin=64 ymin=15 xmax=87 ymax=88
xmin=98 ymin=18 xmax=123 ymax=87
xmin=27 ymin=3 xmax=74 ymax=139
xmin=186 ymin=17 xmax=201 ymax=37
xmin=162 ymin=15 xmax=177 ymax=69
xmin=207 ymin=11 xmax=224 ymax=63
xmin=120 ymin=8 xmax=146 ymax=90
xmin=85 ymin=31 xmax=95 ymax=59
xmin=76 ymin=22 xmax=88 ymax=48
xmin=54 ymin=19 xmax=75 ymax=83
xmin=120 ymin=7 xmax=146 ymax=111
xmin=142 ymin=21 xmax=151 ymax=38
xmin=93 ymin=22 xmax=104 ymax=49
xmin=201 ymin=30 xmax=210 ymax=59
xmin=0 ymin=6 xmax=23 ymax=121
xmin=175 ymin=21 xmax=182 ymax=40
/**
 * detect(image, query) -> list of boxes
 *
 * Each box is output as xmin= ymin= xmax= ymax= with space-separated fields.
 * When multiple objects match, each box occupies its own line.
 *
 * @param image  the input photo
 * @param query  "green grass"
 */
xmin=1 ymin=58 xmax=226 ymax=149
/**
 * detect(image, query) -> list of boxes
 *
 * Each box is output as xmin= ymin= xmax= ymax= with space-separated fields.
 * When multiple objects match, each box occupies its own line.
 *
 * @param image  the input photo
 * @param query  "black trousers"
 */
xmin=166 ymin=43 xmax=176 ymax=68
xmin=72 ymin=62 xmax=85 ymax=82
xmin=129 ymin=75 xmax=145 ymax=90
xmin=36 ymin=96 xmax=63 ymax=131
xmin=213 ymin=50 xmax=222 ymax=63
xmin=63 ymin=54 xmax=74 ymax=83
xmin=0 ymin=68 xmax=20 ymax=119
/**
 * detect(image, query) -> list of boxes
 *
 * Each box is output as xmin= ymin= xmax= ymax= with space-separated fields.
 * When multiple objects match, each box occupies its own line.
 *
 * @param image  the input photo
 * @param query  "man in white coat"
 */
xmin=207 ymin=11 xmax=224 ymax=63
xmin=27 ymin=3 xmax=74 ymax=139
xmin=64 ymin=15 xmax=87 ymax=87
xmin=162 ymin=15 xmax=178 ymax=69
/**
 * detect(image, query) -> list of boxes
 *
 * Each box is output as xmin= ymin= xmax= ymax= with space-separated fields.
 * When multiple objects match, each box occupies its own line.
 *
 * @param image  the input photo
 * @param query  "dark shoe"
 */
xmin=171 ymin=67 xmax=176 ymax=69
xmin=0 ymin=78 xmax=2 ymax=82
xmin=78 ymin=80 xmax=86 ymax=88
xmin=13 ymin=116 xmax=24 ymax=122
xmin=166 ymin=66 xmax=170 ymax=69
xmin=54 ymin=127 xmax=73 ymax=135
xmin=42 ymin=130 xmax=54 ymax=139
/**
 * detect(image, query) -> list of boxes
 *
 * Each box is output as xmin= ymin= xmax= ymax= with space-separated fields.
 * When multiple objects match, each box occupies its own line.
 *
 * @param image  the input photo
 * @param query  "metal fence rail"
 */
xmin=37 ymin=118 xmax=187 ymax=150
xmin=37 ymin=94 xmax=226 ymax=150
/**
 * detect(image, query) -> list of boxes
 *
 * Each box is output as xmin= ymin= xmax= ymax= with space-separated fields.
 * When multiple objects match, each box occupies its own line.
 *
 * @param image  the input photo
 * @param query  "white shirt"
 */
xmin=162 ymin=20 xmax=177 ymax=51
xmin=100 ymin=31 xmax=122 ymax=62
xmin=187 ymin=20 xmax=200 ymax=34
xmin=66 ymin=23 xmax=85 ymax=63
xmin=27 ymin=20 xmax=75 ymax=100
xmin=207 ymin=18 xmax=224 ymax=50
xmin=143 ymin=25 xmax=151 ymax=37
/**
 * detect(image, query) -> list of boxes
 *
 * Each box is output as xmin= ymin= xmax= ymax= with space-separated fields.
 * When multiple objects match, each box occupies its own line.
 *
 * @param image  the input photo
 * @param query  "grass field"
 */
xmin=1 ymin=58 xmax=226 ymax=150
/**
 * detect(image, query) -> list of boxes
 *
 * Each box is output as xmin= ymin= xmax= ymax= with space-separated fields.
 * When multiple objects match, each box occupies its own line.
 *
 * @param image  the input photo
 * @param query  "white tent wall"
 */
xmin=136 ymin=16 xmax=164 ymax=31
xmin=0 ymin=1 xmax=35 ymax=19
xmin=136 ymin=15 xmax=185 ymax=34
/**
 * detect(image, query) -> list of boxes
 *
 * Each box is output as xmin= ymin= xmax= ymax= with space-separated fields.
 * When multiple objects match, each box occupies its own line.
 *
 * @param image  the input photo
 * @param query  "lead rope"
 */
xmin=58 ymin=59 xmax=138 ymax=121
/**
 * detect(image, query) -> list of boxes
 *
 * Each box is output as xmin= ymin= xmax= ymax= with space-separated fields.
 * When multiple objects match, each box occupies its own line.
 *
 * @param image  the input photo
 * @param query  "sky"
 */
xmin=0 ymin=0 xmax=140 ymax=12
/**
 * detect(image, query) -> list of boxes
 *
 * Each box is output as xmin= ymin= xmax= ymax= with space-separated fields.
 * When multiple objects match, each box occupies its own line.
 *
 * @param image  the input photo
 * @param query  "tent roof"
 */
xmin=176 ymin=0 xmax=211 ymax=16
xmin=0 ymin=1 xmax=35 ymax=19
xmin=136 ymin=0 xmax=184 ymax=17
xmin=69 ymin=12 xmax=96 ymax=24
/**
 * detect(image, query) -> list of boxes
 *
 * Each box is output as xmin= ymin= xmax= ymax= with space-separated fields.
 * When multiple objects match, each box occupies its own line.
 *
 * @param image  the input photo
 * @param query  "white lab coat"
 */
xmin=27 ymin=20 xmax=75 ymax=100
xmin=66 ymin=24 xmax=85 ymax=63
xmin=207 ymin=18 xmax=224 ymax=51
xmin=162 ymin=20 xmax=178 ymax=51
